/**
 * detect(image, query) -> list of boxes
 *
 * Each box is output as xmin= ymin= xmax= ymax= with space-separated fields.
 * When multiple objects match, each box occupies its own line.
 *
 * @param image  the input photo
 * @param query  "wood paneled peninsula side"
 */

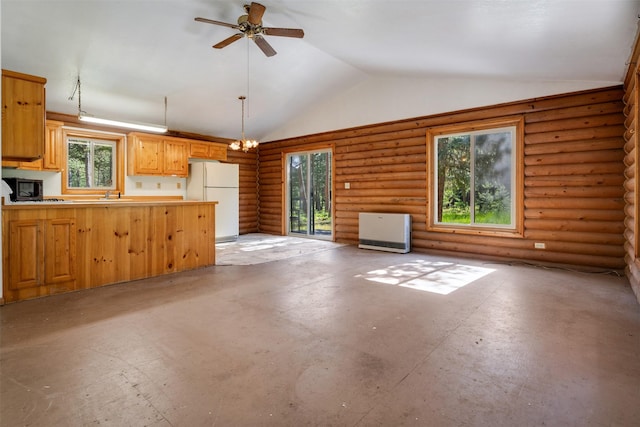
xmin=2 ymin=200 xmax=216 ymax=303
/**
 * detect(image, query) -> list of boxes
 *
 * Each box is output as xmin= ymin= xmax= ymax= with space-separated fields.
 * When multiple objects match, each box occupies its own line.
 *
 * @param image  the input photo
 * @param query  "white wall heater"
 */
xmin=358 ymin=213 xmax=411 ymax=253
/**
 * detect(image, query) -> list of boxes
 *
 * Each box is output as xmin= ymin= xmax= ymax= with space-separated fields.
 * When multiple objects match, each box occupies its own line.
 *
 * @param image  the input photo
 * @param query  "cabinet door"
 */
xmin=188 ymin=141 xmax=228 ymax=161
xmin=8 ymin=220 xmax=44 ymax=290
xmin=189 ymin=141 xmax=210 ymax=159
xmin=42 ymin=120 xmax=64 ymax=171
xmin=45 ymin=219 xmax=76 ymax=283
xmin=130 ymin=134 xmax=164 ymax=175
xmin=164 ymin=139 xmax=188 ymax=177
xmin=1 ymin=121 xmax=64 ymax=170
xmin=1 ymin=70 xmax=46 ymax=160
xmin=208 ymin=143 xmax=228 ymax=161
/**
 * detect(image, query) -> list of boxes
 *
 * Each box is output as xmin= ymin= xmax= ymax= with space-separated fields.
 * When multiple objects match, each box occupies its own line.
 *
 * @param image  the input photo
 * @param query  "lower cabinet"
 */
xmin=5 ymin=217 xmax=76 ymax=299
xmin=2 ymin=202 xmax=216 ymax=303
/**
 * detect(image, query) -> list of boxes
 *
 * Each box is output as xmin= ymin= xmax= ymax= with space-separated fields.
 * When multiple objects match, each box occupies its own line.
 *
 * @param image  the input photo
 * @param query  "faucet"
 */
xmin=104 ymin=190 xmax=111 ymax=199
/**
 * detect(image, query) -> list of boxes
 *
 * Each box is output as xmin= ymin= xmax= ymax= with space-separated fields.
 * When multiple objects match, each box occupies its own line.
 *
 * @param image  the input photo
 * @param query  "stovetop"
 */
xmin=10 ymin=198 xmax=74 ymax=205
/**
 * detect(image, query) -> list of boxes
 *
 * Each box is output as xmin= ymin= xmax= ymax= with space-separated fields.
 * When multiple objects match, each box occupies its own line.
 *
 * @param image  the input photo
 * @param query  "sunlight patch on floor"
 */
xmin=217 ymin=237 xmax=292 ymax=252
xmin=356 ymin=260 xmax=495 ymax=295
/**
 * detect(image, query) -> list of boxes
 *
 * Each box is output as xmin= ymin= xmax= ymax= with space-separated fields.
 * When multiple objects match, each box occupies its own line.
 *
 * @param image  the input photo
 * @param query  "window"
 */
xmin=427 ymin=117 xmax=524 ymax=237
xmin=62 ymin=129 xmax=124 ymax=195
xmin=67 ymin=138 xmax=115 ymax=189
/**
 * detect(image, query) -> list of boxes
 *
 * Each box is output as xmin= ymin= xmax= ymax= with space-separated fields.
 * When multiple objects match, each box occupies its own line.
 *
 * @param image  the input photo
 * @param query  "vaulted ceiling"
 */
xmin=2 ymin=0 xmax=639 ymax=142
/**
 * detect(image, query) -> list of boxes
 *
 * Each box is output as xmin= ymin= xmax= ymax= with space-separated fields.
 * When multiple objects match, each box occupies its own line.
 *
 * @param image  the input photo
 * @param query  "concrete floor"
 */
xmin=1 ymin=242 xmax=640 ymax=426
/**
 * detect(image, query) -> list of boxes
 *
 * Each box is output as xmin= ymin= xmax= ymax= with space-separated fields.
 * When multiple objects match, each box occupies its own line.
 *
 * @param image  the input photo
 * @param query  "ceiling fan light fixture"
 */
xmin=195 ymin=2 xmax=304 ymax=57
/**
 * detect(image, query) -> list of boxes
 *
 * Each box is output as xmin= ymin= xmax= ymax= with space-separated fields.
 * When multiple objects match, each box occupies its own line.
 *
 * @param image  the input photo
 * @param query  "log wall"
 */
xmin=226 ymin=149 xmax=259 ymax=234
xmin=259 ymin=87 xmax=626 ymax=270
xmin=623 ymin=30 xmax=640 ymax=304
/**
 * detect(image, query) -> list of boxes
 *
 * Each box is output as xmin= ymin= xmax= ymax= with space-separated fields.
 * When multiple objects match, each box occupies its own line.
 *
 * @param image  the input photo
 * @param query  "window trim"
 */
xmin=426 ymin=116 xmax=524 ymax=238
xmin=61 ymin=128 xmax=125 ymax=195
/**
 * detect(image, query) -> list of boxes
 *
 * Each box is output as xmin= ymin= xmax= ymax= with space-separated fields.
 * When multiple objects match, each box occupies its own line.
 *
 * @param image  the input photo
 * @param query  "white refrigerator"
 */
xmin=186 ymin=162 xmax=239 ymax=242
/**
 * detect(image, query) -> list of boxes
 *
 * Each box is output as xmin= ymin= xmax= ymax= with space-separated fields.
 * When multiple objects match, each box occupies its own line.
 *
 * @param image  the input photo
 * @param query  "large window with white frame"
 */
xmin=427 ymin=117 xmax=524 ymax=237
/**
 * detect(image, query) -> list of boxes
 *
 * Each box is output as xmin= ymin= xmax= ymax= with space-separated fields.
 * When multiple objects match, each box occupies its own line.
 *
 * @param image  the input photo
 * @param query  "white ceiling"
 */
xmin=2 ymin=0 xmax=639 ymax=142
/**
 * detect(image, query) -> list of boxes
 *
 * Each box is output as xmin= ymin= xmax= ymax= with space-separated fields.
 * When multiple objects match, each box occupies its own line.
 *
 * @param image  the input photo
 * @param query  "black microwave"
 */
xmin=3 ymin=178 xmax=44 ymax=202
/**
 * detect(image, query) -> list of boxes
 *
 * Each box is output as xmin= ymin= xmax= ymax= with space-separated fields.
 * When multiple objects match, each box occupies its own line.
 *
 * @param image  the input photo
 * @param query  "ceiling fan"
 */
xmin=195 ymin=2 xmax=304 ymax=57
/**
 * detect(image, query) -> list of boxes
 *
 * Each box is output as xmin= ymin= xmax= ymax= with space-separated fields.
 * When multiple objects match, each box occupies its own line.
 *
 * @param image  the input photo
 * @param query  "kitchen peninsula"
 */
xmin=2 ymin=200 xmax=216 ymax=303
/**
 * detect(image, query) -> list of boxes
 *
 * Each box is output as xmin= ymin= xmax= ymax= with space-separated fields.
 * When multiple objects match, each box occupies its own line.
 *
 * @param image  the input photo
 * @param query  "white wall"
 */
xmin=0 ymin=168 xmax=187 ymax=199
xmin=263 ymin=75 xmax=620 ymax=142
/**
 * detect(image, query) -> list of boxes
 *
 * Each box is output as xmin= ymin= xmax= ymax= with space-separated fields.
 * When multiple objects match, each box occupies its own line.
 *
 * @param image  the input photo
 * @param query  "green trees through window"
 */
xmin=67 ymin=137 xmax=115 ymax=189
xmin=434 ymin=125 xmax=516 ymax=228
xmin=287 ymin=149 xmax=332 ymax=236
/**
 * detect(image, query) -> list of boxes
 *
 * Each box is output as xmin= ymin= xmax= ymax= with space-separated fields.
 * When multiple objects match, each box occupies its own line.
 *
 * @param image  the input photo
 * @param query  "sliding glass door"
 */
xmin=286 ymin=149 xmax=332 ymax=239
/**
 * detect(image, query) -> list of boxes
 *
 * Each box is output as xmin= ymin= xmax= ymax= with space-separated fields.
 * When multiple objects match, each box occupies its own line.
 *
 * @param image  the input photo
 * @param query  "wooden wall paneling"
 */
xmin=259 ymin=85 xmax=627 ymax=270
xmin=227 ymin=149 xmax=259 ymax=234
xmin=623 ymin=28 xmax=640 ymax=304
xmin=524 ymin=162 xmax=623 ymax=178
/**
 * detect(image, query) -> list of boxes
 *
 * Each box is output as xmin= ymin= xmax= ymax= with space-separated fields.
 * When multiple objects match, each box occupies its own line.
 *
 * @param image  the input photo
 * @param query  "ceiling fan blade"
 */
xmin=213 ymin=33 xmax=244 ymax=49
xmin=253 ymin=35 xmax=276 ymax=57
xmin=262 ymin=27 xmax=304 ymax=38
xmin=195 ymin=17 xmax=239 ymax=29
xmin=247 ymin=2 xmax=266 ymax=25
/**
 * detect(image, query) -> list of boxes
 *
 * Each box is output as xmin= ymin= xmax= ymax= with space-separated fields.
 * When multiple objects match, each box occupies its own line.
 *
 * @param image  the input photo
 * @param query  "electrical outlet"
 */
xmin=176 ymin=182 xmax=181 ymax=189
xmin=156 ymin=182 xmax=161 ymax=189
xmin=534 ymin=242 xmax=546 ymax=249
xmin=135 ymin=182 xmax=142 ymax=189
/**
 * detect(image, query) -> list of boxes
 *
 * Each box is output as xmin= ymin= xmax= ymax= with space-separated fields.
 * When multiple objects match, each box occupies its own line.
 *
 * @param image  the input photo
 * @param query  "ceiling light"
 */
xmin=231 ymin=96 xmax=258 ymax=152
xmin=70 ymin=76 xmax=168 ymax=133
xmin=78 ymin=114 xmax=167 ymax=133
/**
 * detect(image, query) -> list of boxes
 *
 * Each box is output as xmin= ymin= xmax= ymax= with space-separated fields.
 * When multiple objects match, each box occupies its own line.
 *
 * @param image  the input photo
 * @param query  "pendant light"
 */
xmin=230 ymin=96 xmax=259 ymax=152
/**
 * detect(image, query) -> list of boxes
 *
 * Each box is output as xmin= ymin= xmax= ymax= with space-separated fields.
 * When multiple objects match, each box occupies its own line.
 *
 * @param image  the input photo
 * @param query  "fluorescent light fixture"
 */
xmin=78 ymin=114 xmax=168 ymax=133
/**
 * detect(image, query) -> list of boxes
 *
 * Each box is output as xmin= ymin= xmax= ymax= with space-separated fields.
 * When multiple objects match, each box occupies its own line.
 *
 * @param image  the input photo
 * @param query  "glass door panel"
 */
xmin=286 ymin=149 xmax=332 ymax=239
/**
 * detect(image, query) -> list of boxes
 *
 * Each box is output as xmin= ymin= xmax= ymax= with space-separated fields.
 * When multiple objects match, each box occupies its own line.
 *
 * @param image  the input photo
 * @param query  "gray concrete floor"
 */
xmin=1 ymin=242 xmax=640 ymax=426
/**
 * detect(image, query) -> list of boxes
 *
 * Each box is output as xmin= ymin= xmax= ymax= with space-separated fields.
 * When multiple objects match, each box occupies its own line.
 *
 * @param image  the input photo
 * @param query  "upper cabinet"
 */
xmin=2 ymin=69 xmax=46 ymax=161
xmin=189 ymin=141 xmax=228 ymax=161
xmin=164 ymin=138 xmax=189 ymax=176
xmin=128 ymin=132 xmax=228 ymax=177
xmin=127 ymin=132 xmax=188 ymax=177
xmin=2 ymin=120 xmax=64 ymax=170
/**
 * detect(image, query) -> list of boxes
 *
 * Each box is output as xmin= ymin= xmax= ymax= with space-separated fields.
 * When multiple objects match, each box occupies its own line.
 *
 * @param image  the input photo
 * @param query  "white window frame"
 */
xmin=66 ymin=137 xmax=116 ymax=190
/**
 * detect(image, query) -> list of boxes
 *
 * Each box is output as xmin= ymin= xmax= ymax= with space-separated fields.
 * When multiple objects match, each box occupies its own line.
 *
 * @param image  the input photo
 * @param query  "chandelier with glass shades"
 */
xmin=230 ymin=96 xmax=259 ymax=152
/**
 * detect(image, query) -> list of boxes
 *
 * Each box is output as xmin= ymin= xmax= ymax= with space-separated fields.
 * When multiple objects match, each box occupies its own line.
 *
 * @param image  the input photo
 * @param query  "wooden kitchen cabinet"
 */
xmin=2 ymin=201 xmax=215 ymax=303
xmin=2 ymin=120 xmax=64 ymax=170
xmin=4 ymin=215 xmax=76 ymax=300
xmin=42 ymin=120 xmax=64 ymax=170
xmin=2 ymin=69 xmax=47 ymax=161
xmin=189 ymin=140 xmax=228 ymax=161
xmin=164 ymin=138 xmax=188 ymax=176
xmin=127 ymin=132 xmax=188 ymax=177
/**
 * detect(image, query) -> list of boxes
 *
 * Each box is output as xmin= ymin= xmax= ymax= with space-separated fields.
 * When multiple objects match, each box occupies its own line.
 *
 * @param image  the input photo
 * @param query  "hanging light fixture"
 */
xmin=230 ymin=95 xmax=259 ymax=152
xmin=70 ymin=76 xmax=168 ymax=133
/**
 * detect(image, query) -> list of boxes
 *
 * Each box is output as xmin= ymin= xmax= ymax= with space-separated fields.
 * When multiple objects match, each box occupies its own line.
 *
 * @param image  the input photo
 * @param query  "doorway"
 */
xmin=286 ymin=149 xmax=332 ymax=239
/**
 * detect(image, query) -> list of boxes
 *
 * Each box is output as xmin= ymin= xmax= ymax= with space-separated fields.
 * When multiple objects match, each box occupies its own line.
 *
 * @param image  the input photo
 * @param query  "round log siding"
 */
xmin=258 ymin=86 xmax=626 ymax=270
xmin=623 ymin=29 xmax=640 ymax=304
